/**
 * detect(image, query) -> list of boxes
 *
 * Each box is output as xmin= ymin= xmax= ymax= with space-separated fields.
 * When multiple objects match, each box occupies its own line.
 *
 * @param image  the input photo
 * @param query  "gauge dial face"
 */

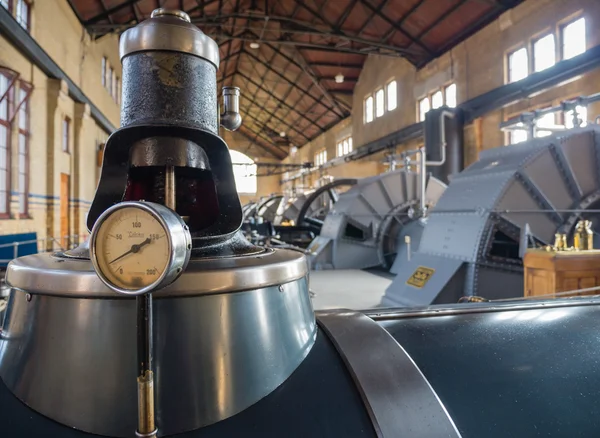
xmin=93 ymin=206 xmax=171 ymax=291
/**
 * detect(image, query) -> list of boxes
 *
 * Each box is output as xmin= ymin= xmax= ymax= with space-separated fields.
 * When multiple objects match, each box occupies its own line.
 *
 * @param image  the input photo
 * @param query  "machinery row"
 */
xmin=244 ymin=110 xmax=600 ymax=306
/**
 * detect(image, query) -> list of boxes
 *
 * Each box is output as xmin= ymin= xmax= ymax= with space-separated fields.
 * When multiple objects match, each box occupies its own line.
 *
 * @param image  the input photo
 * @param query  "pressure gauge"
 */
xmin=90 ymin=201 xmax=192 ymax=295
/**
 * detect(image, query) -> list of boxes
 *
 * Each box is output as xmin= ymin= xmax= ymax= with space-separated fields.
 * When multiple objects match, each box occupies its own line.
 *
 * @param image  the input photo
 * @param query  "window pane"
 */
xmin=0 ymin=75 xmax=7 ymax=120
xmin=445 ymin=84 xmax=457 ymax=108
xmin=375 ymin=88 xmax=385 ymax=117
xmin=563 ymin=18 xmax=586 ymax=60
xmin=533 ymin=34 xmax=556 ymax=72
xmin=565 ymin=105 xmax=588 ymax=128
xmin=0 ymin=188 xmax=6 ymax=214
xmin=63 ymin=119 xmax=69 ymax=152
xmin=348 ymin=137 xmax=353 ymax=152
xmin=108 ymin=67 xmax=114 ymax=95
xmin=0 ymin=0 xmax=8 ymax=9
xmin=16 ymin=0 xmax=29 ymax=30
xmin=432 ymin=90 xmax=443 ymax=109
xmin=508 ymin=48 xmax=528 ymax=82
xmin=419 ymin=98 xmax=430 ymax=122
xmin=18 ymin=88 xmax=28 ymax=130
xmin=509 ymin=129 xmax=528 ymax=144
xmin=337 ymin=142 xmax=342 ymax=157
xmin=386 ymin=81 xmax=397 ymax=111
xmin=230 ymin=150 xmax=257 ymax=194
xmin=365 ymin=96 xmax=374 ymax=123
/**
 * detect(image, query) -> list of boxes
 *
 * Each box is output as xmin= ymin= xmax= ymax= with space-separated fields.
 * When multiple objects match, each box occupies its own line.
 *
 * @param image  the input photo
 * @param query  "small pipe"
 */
xmin=419 ymin=146 xmax=427 ymax=217
xmin=165 ymin=165 xmax=176 ymax=211
xmin=426 ymin=109 xmax=455 ymax=166
xmin=136 ymin=294 xmax=157 ymax=438
xmin=220 ymin=87 xmax=243 ymax=131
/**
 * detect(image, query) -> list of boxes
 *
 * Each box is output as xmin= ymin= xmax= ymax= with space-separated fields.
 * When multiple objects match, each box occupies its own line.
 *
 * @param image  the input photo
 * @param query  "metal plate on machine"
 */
xmin=382 ymin=254 xmax=464 ymax=307
xmin=406 ymin=266 xmax=435 ymax=288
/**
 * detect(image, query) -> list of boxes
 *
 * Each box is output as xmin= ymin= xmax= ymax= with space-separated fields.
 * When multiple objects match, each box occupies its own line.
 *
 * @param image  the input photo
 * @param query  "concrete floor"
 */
xmin=308 ymin=269 xmax=393 ymax=311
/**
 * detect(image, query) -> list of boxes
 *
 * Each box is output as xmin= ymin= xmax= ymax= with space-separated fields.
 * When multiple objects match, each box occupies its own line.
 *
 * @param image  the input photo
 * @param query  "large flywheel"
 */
xmin=384 ymin=126 xmax=600 ymax=306
xmin=308 ymin=169 xmax=446 ymax=270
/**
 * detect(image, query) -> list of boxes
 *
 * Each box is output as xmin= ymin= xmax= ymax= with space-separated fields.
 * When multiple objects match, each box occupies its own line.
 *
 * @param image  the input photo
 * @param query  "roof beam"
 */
xmin=308 ymin=61 xmax=363 ymax=69
xmin=356 ymin=0 xmax=389 ymax=36
xmin=415 ymin=0 xmax=470 ymax=40
xmin=291 ymin=0 xmax=336 ymax=29
xmin=190 ymin=14 xmax=419 ymax=56
xmin=235 ymin=71 xmax=322 ymax=130
xmin=221 ymin=0 xmax=241 ymax=81
xmin=242 ymin=46 xmax=287 ymax=147
xmin=187 ymin=0 xmax=220 ymax=16
xmin=380 ymin=0 xmax=426 ymax=43
xmin=83 ymin=0 xmax=142 ymax=25
xmin=264 ymin=42 xmax=348 ymax=116
xmin=238 ymin=94 xmax=311 ymax=142
xmin=238 ymin=120 xmax=288 ymax=159
xmin=244 ymin=50 xmax=345 ymax=118
xmin=357 ymin=0 xmax=433 ymax=57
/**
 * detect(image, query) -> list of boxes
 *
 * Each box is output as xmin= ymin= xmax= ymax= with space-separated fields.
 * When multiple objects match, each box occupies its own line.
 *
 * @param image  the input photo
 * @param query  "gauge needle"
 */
xmin=109 ymin=238 xmax=152 ymax=264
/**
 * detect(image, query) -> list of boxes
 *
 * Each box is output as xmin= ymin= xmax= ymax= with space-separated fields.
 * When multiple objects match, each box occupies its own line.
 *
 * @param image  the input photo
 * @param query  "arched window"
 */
xmin=230 ymin=150 xmax=257 ymax=194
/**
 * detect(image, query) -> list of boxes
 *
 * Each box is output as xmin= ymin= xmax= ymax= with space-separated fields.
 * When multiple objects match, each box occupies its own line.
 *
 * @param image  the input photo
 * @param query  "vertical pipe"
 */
xmin=419 ymin=146 xmax=427 ymax=217
xmin=165 ymin=165 xmax=176 ymax=211
xmin=136 ymin=294 xmax=156 ymax=437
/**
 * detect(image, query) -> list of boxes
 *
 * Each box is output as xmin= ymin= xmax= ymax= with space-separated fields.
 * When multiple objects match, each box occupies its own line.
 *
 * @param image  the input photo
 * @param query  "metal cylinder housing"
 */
xmin=119 ymin=9 xmax=220 ymax=133
xmin=1 ymin=249 xmax=314 ymax=437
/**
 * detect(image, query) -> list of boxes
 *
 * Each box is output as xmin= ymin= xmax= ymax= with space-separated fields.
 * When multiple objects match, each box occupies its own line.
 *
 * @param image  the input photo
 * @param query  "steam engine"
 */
xmin=1 ymin=9 xmax=599 ymax=438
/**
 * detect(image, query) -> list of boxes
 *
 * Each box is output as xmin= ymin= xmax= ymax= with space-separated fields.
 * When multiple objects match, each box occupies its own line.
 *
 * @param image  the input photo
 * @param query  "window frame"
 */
xmin=0 ymin=71 xmax=12 ymax=218
xmin=532 ymin=32 xmax=556 ymax=73
xmin=560 ymin=16 xmax=586 ymax=61
xmin=15 ymin=0 xmax=30 ymax=31
xmin=431 ymin=89 xmax=444 ymax=110
xmin=315 ymin=148 xmax=327 ymax=167
xmin=507 ymin=46 xmax=529 ymax=83
xmin=444 ymin=83 xmax=457 ymax=108
xmin=102 ymin=57 xmax=107 ymax=88
xmin=16 ymin=83 xmax=30 ymax=217
xmin=336 ymin=135 xmax=353 ymax=157
xmin=386 ymin=80 xmax=397 ymax=111
xmin=375 ymin=87 xmax=385 ymax=118
xmin=364 ymin=94 xmax=374 ymax=124
xmin=418 ymin=96 xmax=430 ymax=122
xmin=62 ymin=116 xmax=70 ymax=154
xmin=108 ymin=66 xmax=114 ymax=96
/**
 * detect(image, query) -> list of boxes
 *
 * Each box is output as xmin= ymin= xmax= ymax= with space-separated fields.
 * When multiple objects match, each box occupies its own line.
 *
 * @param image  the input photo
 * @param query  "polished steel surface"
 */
xmin=317 ymin=310 xmax=461 ymax=438
xmin=129 ymin=138 xmax=210 ymax=169
xmin=119 ymin=8 xmax=220 ymax=67
xmin=151 ymin=8 xmax=190 ymax=21
xmin=6 ymin=248 xmax=307 ymax=298
xmin=220 ymin=87 xmax=242 ymax=131
xmin=367 ymin=296 xmax=600 ymax=320
xmin=0 ymin=277 xmax=315 ymax=437
xmin=90 ymin=202 xmax=191 ymax=296
xmin=379 ymin=301 xmax=600 ymax=437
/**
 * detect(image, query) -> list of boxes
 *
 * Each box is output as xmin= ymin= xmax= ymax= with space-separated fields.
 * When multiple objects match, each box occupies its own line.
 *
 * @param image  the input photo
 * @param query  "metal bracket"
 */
xmin=317 ymin=310 xmax=462 ymax=438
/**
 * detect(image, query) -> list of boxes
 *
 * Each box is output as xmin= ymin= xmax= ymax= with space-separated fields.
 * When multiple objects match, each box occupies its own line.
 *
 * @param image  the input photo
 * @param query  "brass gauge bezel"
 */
xmin=90 ymin=201 xmax=192 ymax=295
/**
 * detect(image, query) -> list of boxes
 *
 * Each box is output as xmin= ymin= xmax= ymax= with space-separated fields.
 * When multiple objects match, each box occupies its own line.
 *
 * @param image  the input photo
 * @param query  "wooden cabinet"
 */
xmin=523 ymin=249 xmax=600 ymax=298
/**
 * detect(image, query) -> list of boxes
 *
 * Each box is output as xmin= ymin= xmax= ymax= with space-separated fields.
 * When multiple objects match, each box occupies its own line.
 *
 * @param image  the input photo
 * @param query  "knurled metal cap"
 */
xmin=119 ymin=8 xmax=220 ymax=68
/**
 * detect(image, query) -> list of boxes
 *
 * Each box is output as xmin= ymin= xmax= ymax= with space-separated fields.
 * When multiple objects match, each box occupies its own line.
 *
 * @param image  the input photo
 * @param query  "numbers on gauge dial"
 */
xmin=94 ymin=207 xmax=170 ymax=290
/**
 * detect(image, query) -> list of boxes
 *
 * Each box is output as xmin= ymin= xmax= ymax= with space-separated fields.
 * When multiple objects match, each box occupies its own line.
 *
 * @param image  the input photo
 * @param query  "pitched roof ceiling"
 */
xmin=68 ymin=0 xmax=523 ymax=159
